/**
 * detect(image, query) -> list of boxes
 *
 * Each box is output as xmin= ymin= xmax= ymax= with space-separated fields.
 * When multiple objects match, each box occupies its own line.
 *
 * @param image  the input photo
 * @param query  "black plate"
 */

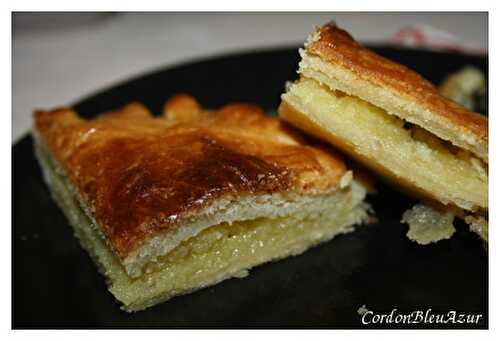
xmin=13 ymin=46 xmax=488 ymax=329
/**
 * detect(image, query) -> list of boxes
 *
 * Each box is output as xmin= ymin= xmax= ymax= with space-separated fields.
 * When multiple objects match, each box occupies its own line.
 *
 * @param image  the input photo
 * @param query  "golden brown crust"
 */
xmin=306 ymin=23 xmax=488 ymax=161
xmin=33 ymin=95 xmax=347 ymax=259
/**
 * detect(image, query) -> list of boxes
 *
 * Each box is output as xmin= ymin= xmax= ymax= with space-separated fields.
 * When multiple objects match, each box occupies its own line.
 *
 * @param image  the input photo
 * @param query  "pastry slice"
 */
xmin=33 ymin=95 xmax=370 ymax=312
xmin=279 ymin=23 xmax=488 ymax=242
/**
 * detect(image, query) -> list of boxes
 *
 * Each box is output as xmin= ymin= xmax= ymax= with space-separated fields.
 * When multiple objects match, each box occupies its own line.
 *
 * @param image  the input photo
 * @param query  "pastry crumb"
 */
xmin=465 ymin=215 xmax=488 ymax=242
xmin=233 ymin=269 xmax=249 ymax=279
xmin=357 ymin=304 xmax=369 ymax=316
xmin=401 ymin=204 xmax=456 ymax=245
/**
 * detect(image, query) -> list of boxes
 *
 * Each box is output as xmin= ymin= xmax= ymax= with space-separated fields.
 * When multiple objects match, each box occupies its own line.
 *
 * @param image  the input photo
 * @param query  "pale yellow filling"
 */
xmin=282 ymin=78 xmax=487 ymax=211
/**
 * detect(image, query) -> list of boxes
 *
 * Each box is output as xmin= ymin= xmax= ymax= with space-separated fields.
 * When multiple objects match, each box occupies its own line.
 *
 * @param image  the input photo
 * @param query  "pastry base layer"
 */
xmin=280 ymin=78 xmax=487 ymax=212
xmin=34 ymin=136 xmax=369 ymax=312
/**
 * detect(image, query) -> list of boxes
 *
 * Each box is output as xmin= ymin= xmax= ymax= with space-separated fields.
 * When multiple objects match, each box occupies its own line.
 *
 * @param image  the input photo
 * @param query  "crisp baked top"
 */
xmin=34 ymin=95 xmax=347 ymax=258
xmin=305 ymin=23 xmax=488 ymax=161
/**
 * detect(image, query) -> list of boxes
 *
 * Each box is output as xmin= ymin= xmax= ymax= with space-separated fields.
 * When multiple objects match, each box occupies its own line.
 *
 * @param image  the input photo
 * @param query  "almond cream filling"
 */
xmin=281 ymin=78 xmax=487 ymax=212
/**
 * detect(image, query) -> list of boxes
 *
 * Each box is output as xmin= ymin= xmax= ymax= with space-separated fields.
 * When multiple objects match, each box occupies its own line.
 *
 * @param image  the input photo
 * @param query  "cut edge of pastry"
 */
xmin=300 ymin=24 xmax=488 ymax=162
xmin=279 ymin=79 xmax=487 ymax=213
xmin=34 ymin=130 xmax=370 ymax=311
xmin=281 ymin=93 xmax=488 ymax=244
xmin=121 ymin=179 xmax=356 ymax=278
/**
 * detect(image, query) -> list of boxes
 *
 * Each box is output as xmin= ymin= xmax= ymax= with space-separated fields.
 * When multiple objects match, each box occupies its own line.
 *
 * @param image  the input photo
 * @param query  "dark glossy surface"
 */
xmin=13 ymin=46 xmax=488 ymax=328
